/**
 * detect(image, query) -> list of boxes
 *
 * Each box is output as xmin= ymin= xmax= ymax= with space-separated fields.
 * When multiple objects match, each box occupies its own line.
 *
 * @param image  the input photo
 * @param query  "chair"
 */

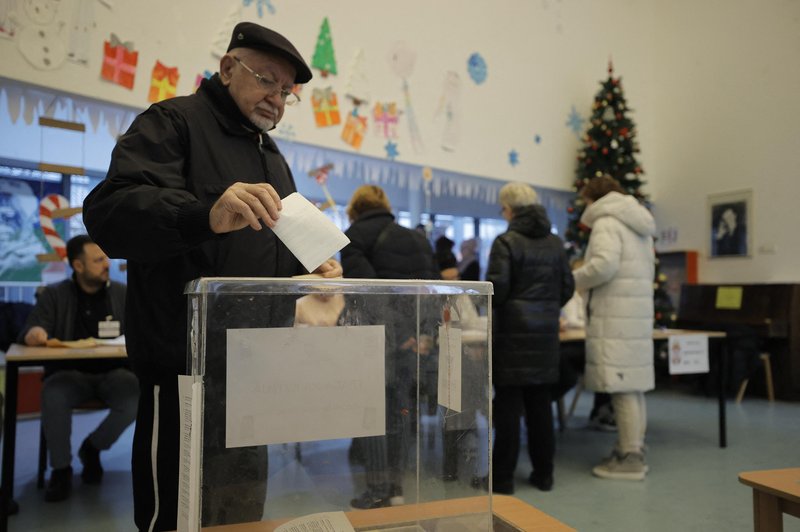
xmin=37 ymin=399 xmax=109 ymax=489
xmin=735 ymin=353 xmax=775 ymax=404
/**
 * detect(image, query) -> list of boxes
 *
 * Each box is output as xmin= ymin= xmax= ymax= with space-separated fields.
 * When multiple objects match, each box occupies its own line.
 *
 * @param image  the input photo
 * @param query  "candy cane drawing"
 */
xmin=38 ymin=194 xmax=81 ymax=261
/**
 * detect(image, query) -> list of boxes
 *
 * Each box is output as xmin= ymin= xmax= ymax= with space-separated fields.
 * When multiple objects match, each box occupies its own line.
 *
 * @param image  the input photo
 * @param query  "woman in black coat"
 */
xmin=486 ymin=182 xmax=574 ymax=494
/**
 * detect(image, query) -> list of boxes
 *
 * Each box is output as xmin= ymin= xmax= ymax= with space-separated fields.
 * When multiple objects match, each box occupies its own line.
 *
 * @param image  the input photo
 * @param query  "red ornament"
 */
xmin=602 ymin=147 xmax=608 ymax=155
xmin=606 ymin=130 xmax=612 ymax=137
xmin=567 ymin=206 xmax=574 ymax=213
xmin=620 ymin=127 xmax=629 ymax=137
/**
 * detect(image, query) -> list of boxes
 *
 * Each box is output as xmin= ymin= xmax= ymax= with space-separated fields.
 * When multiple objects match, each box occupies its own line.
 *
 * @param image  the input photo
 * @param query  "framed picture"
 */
xmin=707 ymin=189 xmax=752 ymax=258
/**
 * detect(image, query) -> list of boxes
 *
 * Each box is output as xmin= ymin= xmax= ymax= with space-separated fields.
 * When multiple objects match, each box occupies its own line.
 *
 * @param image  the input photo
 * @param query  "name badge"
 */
xmin=98 ymin=320 xmax=121 ymax=338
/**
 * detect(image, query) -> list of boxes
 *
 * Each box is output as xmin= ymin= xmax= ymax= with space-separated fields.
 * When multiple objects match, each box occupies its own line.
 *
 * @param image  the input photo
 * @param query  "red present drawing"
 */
xmin=311 ymin=87 xmax=341 ymax=127
xmin=148 ymin=61 xmax=180 ymax=103
xmin=100 ymin=34 xmax=138 ymax=90
xmin=341 ymin=112 xmax=367 ymax=150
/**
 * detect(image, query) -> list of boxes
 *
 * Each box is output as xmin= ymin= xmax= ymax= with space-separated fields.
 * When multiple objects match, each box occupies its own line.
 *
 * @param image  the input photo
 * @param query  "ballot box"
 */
xmin=180 ymin=277 xmax=493 ymax=532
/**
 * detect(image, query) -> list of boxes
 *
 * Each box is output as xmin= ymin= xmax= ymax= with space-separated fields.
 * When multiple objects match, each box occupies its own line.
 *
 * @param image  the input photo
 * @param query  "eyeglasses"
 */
xmin=233 ymin=56 xmax=300 ymax=106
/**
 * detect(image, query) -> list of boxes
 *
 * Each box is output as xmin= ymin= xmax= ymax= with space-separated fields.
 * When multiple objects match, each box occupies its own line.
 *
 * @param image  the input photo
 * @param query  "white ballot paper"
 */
xmin=272 ymin=192 xmax=350 ymax=272
xmin=274 ymin=511 xmax=355 ymax=532
xmin=438 ymin=325 xmax=462 ymax=412
xmin=668 ymin=334 xmax=710 ymax=375
xmin=226 ymin=325 xmax=385 ymax=448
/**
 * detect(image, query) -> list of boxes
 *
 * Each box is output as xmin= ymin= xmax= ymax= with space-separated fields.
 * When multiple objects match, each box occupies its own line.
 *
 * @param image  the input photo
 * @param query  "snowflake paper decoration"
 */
xmin=467 ymin=53 xmax=487 ymax=84
xmin=508 ymin=149 xmax=519 ymax=166
xmin=566 ymin=105 xmax=586 ymax=139
xmin=385 ymin=140 xmax=399 ymax=161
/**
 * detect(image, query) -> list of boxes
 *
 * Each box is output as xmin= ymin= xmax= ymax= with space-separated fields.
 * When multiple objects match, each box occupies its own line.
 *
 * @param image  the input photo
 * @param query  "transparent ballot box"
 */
xmin=180 ymin=277 xmax=493 ymax=532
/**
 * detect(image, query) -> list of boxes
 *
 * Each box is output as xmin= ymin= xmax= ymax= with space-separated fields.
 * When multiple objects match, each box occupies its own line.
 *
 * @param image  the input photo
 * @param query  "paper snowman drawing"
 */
xmin=14 ymin=0 xmax=67 ymax=70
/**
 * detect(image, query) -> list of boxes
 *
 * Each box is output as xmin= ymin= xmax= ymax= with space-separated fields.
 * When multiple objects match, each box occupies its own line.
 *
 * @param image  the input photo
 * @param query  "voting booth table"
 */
xmin=179 ymin=277 xmax=494 ymax=531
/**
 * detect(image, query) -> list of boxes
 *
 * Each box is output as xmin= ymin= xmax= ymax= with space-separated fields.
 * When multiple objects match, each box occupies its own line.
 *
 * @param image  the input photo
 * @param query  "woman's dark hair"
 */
xmin=581 ymin=175 xmax=626 ymax=202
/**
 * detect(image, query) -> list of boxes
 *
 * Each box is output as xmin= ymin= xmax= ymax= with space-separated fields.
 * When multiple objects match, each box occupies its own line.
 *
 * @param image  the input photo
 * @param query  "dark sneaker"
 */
xmin=350 ymin=489 xmax=391 ymax=510
xmin=529 ymin=472 xmax=554 ymax=491
xmin=45 ymin=467 xmax=73 ymax=502
xmin=78 ymin=438 xmax=103 ymax=484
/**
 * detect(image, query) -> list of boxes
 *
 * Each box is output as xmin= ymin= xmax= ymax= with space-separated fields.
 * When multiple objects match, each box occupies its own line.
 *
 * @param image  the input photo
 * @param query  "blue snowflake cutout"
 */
xmin=534 ymin=134 xmax=542 ymax=145
xmin=508 ymin=149 xmax=519 ymax=166
xmin=565 ymin=105 xmax=585 ymax=139
xmin=467 ymin=53 xmax=487 ymax=85
xmin=242 ymin=0 xmax=275 ymax=17
xmin=385 ymin=140 xmax=399 ymax=161
xmin=276 ymin=123 xmax=296 ymax=141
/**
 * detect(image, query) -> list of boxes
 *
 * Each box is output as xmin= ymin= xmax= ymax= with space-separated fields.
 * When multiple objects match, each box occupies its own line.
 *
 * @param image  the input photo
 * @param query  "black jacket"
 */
xmin=341 ymin=209 xmax=439 ymax=280
xmin=486 ymin=205 xmax=574 ymax=386
xmin=83 ymin=75 xmax=304 ymax=384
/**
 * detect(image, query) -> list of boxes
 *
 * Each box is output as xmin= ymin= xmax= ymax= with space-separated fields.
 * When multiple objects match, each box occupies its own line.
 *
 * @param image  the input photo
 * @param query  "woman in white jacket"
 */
xmin=573 ymin=176 xmax=656 ymax=480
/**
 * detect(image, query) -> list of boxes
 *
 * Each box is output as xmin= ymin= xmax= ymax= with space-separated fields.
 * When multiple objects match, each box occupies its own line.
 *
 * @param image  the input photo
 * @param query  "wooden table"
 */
xmin=560 ymin=328 xmax=729 ymax=447
xmin=180 ymin=495 xmax=575 ymax=531
xmin=739 ymin=468 xmax=800 ymax=531
xmin=0 ymin=343 xmax=127 ymax=531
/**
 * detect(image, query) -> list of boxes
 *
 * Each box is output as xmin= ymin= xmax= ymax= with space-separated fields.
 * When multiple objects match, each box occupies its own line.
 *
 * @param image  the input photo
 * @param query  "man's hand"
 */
xmin=24 ymin=326 xmax=48 ymax=346
xmin=209 ymin=182 xmax=282 ymax=234
xmin=313 ymin=258 xmax=343 ymax=278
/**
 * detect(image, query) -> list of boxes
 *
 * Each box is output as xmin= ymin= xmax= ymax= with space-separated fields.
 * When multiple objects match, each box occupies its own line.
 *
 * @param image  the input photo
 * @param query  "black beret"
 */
xmin=227 ymin=22 xmax=312 ymax=84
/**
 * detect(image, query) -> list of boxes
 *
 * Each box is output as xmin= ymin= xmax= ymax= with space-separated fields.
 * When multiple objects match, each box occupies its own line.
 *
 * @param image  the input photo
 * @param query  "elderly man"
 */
xmin=19 ymin=235 xmax=137 ymax=502
xmin=83 ymin=22 xmax=341 ymax=531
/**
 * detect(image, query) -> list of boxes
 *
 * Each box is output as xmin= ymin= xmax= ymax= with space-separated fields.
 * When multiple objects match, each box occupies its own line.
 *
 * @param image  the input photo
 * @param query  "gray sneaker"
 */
xmin=592 ymin=451 xmax=647 ymax=480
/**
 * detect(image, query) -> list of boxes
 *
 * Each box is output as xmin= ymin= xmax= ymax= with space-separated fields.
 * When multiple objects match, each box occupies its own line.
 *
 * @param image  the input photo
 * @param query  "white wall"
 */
xmin=649 ymin=0 xmax=800 ymax=283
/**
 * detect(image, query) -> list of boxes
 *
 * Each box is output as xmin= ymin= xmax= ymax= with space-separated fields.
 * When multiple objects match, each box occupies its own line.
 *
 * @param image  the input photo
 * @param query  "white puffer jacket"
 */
xmin=573 ymin=192 xmax=656 ymax=393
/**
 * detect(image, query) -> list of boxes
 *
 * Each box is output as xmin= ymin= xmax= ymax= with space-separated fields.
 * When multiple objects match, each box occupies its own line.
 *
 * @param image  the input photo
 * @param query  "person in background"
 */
xmin=486 ymin=182 xmax=574 ymax=494
xmin=82 ymin=22 xmax=341 ymax=531
xmin=572 ymin=175 xmax=656 ymax=480
xmin=18 ymin=235 xmax=137 ymax=503
xmin=435 ymin=235 xmax=459 ymax=280
xmin=340 ymin=184 xmax=440 ymax=509
xmin=457 ymin=238 xmax=481 ymax=281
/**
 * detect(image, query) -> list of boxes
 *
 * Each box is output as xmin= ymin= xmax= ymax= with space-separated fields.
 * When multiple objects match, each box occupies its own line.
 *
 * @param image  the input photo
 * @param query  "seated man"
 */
xmin=18 ymin=235 xmax=138 ymax=502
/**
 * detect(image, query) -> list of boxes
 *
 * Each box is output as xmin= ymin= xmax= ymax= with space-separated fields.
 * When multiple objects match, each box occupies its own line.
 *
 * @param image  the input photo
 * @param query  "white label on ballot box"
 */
xmin=668 ymin=334 xmax=709 ymax=375
xmin=226 ymin=325 xmax=385 ymax=448
xmin=98 ymin=320 xmax=120 ymax=338
xmin=438 ymin=325 xmax=462 ymax=412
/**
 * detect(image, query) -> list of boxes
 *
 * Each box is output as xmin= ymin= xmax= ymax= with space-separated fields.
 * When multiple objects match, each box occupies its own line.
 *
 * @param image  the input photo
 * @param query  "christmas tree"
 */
xmin=565 ymin=61 xmax=675 ymax=327
xmin=311 ymin=17 xmax=337 ymax=77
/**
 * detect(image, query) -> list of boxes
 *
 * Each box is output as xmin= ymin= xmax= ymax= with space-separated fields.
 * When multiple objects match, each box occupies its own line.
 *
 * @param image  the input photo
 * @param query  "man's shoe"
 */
xmin=350 ymin=489 xmax=391 ymax=510
xmin=78 ymin=438 xmax=103 ymax=484
xmin=592 ymin=451 xmax=646 ymax=481
xmin=44 ymin=467 xmax=73 ymax=502
xmin=529 ymin=472 xmax=554 ymax=491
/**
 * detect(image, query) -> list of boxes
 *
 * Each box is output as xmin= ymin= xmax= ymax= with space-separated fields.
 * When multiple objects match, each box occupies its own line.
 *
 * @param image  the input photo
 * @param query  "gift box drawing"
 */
xmin=148 ymin=60 xmax=180 ymax=103
xmin=100 ymin=34 xmax=138 ymax=90
xmin=311 ymin=87 xmax=341 ymax=127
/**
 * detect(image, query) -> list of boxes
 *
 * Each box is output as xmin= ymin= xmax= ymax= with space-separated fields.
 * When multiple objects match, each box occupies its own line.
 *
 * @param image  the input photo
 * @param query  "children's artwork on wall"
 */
xmin=311 ymin=86 xmax=341 ymax=127
xmin=101 ymin=33 xmax=138 ymax=90
xmin=435 ymin=71 xmax=461 ymax=152
xmin=307 ymin=163 xmax=337 ymax=211
xmin=344 ymin=48 xmax=369 ymax=106
xmin=16 ymin=0 xmax=67 ymax=70
xmin=467 ymin=53 xmax=487 ymax=85
xmin=0 ymin=0 xmax=19 ymax=39
xmin=387 ymin=41 xmax=424 ymax=153
xmin=373 ymin=102 xmax=399 ymax=139
xmin=311 ymin=17 xmax=337 ymax=77
xmin=565 ymin=105 xmax=586 ymax=139
xmin=148 ymin=60 xmax=179 ymax=103
xmin=67 ymin=0 xmax=102 ymax=65
xmin=0 ymin=178 xmax=55 ymax=282
xmin=210 ymin=5 xmax=242 ymax=59
xmin=508 ymin=149 xmax=519 ymax=167
xmin=242 ymin=0 xmax=274 ymax=18
xmin=275 ymin=122 xmax=295 ymax=141
xmin=194 ymin=69 xmax=213 ymax=91
xmin=534 ymin=134 xmax=542 ymax=144
xmin=384 ymin=140 xmax=399 ymax=161
xmin=341 ymin=110 xmax=367 ymax=150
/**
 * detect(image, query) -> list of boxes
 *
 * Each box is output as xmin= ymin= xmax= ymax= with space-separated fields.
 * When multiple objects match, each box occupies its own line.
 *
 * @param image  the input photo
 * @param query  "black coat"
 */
xmin=486 ymin=205 xmax=574 ymax=386
xmin=83 ymin=75 xmax=304 ymax=384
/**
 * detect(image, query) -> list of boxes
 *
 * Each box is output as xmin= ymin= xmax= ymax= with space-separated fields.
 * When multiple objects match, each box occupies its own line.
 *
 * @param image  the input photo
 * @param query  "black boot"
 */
xmin=78 ymin=438 xmax=103 ymax=484
xmin=45 ymin=466 xmax=72 ymax=502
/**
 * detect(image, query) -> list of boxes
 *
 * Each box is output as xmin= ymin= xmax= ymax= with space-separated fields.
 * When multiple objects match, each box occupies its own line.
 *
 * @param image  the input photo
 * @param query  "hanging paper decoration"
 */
xmin=101 ymin=33 xmax=138 ymax=90
xmin=242 ymin=0 xmax=275 ymax=17
xmin=341 ymin=111 xmax=367 ymax=150
xmin=384 ymin=140 xmax=399 ymax=161
xmin=508 ymin=149 xmax=519 ymax=167
xmin=387 ymin=42 xmax=424 ymax=153
xmin=37 ymin=194 xmax=80 ymax=262
xmin=308 ymin=163 xmax=337 ymax=211
xmin=565 ymin=105 xmax=586 ymax=139
xmin=422 ymin=167 xmax=433 ymax=182
xmin=148 ymin=61 xmax=180 ymax=103
xmin=194 ymin=70 xmax=213 ymax=91
xmin=435 ymin=71 xmax=461 ymax=152
xmin=373 ymin=102 xmax=399 ymax=139
xmin=311 ymin=87 xmax=341 ymax=127
xmin=311 ymin=17 xmax=337 ymax=77
xmin=344 ymin=48 xmax=370 ymax=105
xmin=467 ymin=53 xmax=487 ymax=85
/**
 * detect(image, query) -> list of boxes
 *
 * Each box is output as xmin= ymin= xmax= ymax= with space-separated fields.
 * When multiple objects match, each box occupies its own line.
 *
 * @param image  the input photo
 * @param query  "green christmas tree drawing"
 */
xmin=565 ymin=61 xmax=675 ymax=327
xmin=311 ymin=17 xmax=337 ymax=77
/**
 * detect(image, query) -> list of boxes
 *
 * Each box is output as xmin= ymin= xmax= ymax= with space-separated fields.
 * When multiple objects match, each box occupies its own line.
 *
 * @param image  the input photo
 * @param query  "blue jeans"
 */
xmin=41 ymin=368 xmax=139 ymax=469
